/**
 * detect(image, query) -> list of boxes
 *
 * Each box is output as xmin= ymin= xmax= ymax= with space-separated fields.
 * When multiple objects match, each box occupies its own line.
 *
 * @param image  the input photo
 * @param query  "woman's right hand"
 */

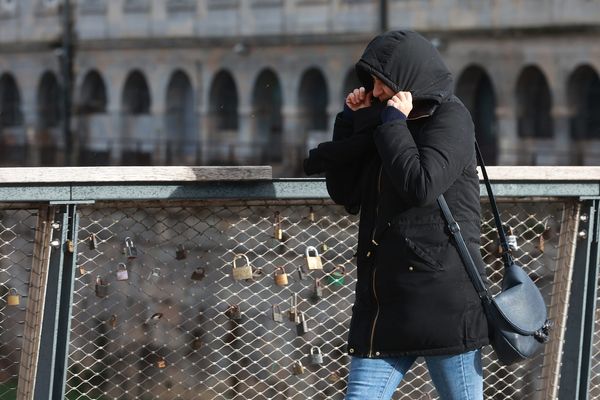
xmin=346 ymin=87 xmax=373 ymax=111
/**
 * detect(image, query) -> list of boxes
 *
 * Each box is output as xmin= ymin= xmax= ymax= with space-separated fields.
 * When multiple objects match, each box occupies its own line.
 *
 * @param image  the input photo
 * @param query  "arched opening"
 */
xmin=0 ymin=73 xmax=26 ymax=165
xmin=567 ymin=65 xmax=600 ymax=164
xmin=36 ymin=71 xmax=61 ymax=165
xmin=165 ymin=70 xmax=196 ymax=165
xmin=515 ymin=66 xmax=553 ymax=165
xmin=455 ymin=65 xmax=498 ymax=165
xmin=341 ymin=67 xmax=361 ymax=105
xmin=121 ymin=70 xmax=152 ymax=165
xmin=252 ymin=68 xmax=283 ymax=163
xmin=207 ymin=69 xmax=239 ymax=164
xmin=79 ymin=70 xmax=107 ymax=114
xmin=516 ymin=66 xmax=553 ymax=139
xmin=78 ymin=70 xmax=110 ymax=165
xmin=298 ymin=67 xmax=328 ymax=133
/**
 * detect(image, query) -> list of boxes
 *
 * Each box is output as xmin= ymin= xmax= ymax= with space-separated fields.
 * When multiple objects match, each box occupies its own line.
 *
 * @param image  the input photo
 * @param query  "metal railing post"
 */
xmin=32 ymin=204 xmax=78 ymax=400
xmin=558 ymin=199 xmax=600 ymax=400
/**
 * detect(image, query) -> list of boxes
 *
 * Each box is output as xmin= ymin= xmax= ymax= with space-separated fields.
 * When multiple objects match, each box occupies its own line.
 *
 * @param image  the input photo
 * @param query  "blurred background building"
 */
xmin=0 ymin=0 xmax=599 ymax=176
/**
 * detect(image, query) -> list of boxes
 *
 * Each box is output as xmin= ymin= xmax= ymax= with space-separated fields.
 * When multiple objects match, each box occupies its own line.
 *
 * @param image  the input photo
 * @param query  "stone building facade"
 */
xmin=0 ymin=0 xmax=599 ymax=176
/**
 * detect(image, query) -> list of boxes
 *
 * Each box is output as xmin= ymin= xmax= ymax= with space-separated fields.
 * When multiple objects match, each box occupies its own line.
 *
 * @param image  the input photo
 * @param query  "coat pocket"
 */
xmin=403 ymin=236 xmax=444 ymax=271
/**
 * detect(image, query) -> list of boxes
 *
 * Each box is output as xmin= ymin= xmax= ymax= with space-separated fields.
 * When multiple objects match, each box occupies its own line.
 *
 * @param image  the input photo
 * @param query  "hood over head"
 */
xmin=355 ymin=30 xmax=453 ymax=118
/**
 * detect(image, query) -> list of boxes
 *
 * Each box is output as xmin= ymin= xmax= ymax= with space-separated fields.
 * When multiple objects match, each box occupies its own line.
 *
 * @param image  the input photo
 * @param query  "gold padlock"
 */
xmin=305 ymin=246 xmax=323 ymax=270
xmin=274 ymin=266 xmax=288 ymax=287
xmin=66 ymin=239 xmax=75 ymax=253
xmin=78 ymin=264 xmax=86 ymax=276
xmin=156 ymin=358 xmax=167 ymax=369
xmin=308 ymin=207 xmax=316 ymax=222
xmin=108 ymin=314 xmax=117 ymax=329
xmin=292 ymin=361 xmax=305 ymax=375
xmin=232 ymin=254 xmax=253 ymax=281
xmin=6 ymin=288 xmax=20 ymax=306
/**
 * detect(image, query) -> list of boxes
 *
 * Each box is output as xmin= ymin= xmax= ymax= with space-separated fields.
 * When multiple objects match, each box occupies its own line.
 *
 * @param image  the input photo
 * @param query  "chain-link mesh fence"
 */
xmin=0 ymin=208 xmax=38 ymax=400
xmin=58 ymin=199 xmax=578 ymax=400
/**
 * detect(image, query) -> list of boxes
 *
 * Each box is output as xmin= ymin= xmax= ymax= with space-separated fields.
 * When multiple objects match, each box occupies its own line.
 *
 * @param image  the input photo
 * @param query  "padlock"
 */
xmin=108 ymin=314 xmax=117 ymax=329
xmin=6 ymin=288 xmax=20 ymax=306
xmin=95 ymin=276 xmax=108 ymax=298
xmin=305 ymin=246 xmax=323 ymax=270
xmin=89 ymin=233 xmax=98 ymax=250
xmin=327 ymin=371 xmax=341 ymax=383
xmin=147 ymin=268 xmax=161 ymax=280
xmin=288 ymin=293 xmax=298 ymax=322
xmin=66 ymin=239 xmax=75 ymax=253
xmin=176 ymin=244 xmax=187 ymax=260
xmin=78 ymin=264 xmax=86 ymax=276
xmin=145 ymin=312 xmax=163 ymax=326
xmin=308 ymin=207 xmax=316 ymax=222
xmin=498 ymin=226 xmax=519 ymax=255
xmin=321 ymin=243 xmax=329 ymax=253
xmin=232 ymin=254 xmax=253 ymax=281
xmin=191 ymin=267 xmax=206 ymax=281
xmin=156 ymin=357 xmax=167 ymax=369
xmin=296 ymin=312 xmax=309 ymax=336
xmin=226 ymin=304 xmax=242 ymax=321
xmin=309 ymin=346 xmax=323 ymax=365
xmin=311 ymin=277 xmax=323 ymax=301
xmin=292 ymin=361 xmax=305 ymax=375
xmin=273 ymin=211 xmax=283 ymax=241
xmin=274 ymin=266 xmax=288 ymax=287
xmin=272 ymin=303 xmax=283 ymax=322
xmin=297 ymin=265 xmax=306 ymax=281
xmin=124 ymin=237 xmax=138 ymax=260
xmin=116 ymin=263 xmax=129 ymax=281
xmin=251 ymin=266 xmax=264 ymax=280
xmin=327 ymin=265 xmax=346 ymax=287
xmin=191 ymin=338 xmax=202 ymax=350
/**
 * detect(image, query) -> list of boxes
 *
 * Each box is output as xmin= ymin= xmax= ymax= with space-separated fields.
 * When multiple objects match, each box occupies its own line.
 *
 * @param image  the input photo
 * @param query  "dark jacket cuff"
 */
xmin=342 ymin=104 xmax=355 ymax=120
xmin=381 ymin=106 xmax=407 ymax=124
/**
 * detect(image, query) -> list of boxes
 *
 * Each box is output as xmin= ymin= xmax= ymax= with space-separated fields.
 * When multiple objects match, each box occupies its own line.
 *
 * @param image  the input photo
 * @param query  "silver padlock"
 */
xmin=116 ymin=263 xmax=129 ymax=281
xmin=288 ymin=293 xmax=298 ymax=322
xmin=296 ymin=311 xmax=309 ymax=336
xmin=272 ymin=303 xmax=283 ymax=323
xmin=311 ymin=277 xmax=323 ymax=301
xmin=95 ymin=276 xmax=108 ymax=298
xmin=147 ymin=267 xmax=160 ymax=280
xmin=89 ymin=233 xmax=98 ymax=250
xmin=309 ymin=346 xmax=323 ymax=365
xmin=232 ymin=254 xmax=253 ymax=281
xmin=124 ymin=237 xmax=138 ymax=260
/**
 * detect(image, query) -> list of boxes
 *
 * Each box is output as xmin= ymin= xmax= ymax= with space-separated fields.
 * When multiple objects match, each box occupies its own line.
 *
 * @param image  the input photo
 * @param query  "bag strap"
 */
xmin=437 ymin=194 xmax=490 ymax=301
xmin=475 ymin=141 xmax=515 ymax=269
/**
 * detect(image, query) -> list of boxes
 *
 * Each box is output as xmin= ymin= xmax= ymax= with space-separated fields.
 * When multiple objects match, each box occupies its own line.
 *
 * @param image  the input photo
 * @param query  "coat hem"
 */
xmin=347 ymin=338 xmax=490 ymax=359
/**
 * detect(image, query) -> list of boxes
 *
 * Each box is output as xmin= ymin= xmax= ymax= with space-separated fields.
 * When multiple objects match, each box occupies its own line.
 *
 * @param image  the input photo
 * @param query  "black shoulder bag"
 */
xmin=437 ymin=142 xmax=552 ymax=366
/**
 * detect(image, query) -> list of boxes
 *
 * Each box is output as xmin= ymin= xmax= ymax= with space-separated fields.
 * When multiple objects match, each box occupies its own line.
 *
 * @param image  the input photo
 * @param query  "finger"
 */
xmin=359 ymin=87 xmax=365 ymax=100
xmin=387 ymin=99 xmax=395 ymax=107
xmin=353 ymin=88 xmax=361 ymax=98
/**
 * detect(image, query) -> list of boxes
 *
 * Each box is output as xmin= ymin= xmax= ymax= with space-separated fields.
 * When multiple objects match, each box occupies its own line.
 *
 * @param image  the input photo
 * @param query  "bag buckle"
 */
xmin=534 ymin=319 xmax=553 ymax=343
xmin=448 ymin=221 xmax=461 ymax=234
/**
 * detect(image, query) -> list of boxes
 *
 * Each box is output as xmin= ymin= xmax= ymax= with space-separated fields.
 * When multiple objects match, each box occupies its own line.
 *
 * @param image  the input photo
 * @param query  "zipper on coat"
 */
xmin=368 ymin=166 xmax=383 ymax=358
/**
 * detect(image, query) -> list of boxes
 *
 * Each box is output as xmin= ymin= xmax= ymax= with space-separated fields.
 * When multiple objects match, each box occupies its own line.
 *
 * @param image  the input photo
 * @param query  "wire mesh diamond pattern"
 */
xmin=63 ymin=200 xmax=572 ymax=399
xmin=0 ymin=209 xmax=37 ymax=399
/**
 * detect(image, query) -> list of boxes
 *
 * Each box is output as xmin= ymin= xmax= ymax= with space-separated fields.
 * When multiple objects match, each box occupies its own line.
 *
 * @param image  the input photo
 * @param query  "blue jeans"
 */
xmin=345 ymin=349 xmax=483 ymax=400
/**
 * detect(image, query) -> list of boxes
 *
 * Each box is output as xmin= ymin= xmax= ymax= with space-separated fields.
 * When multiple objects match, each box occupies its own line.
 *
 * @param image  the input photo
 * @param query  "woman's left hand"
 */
xmin=387 ymin=91 xmax=413 ymax=117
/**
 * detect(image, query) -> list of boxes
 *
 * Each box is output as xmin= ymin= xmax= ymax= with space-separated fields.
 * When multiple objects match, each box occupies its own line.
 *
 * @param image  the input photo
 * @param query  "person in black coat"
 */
xmin=304 ymin=30 xmax=489 ymax=399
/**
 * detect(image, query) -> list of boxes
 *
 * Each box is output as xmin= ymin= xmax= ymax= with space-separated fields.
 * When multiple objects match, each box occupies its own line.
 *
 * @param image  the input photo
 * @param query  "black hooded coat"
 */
xmin=304 ymin=30 xmax=489 ymax=357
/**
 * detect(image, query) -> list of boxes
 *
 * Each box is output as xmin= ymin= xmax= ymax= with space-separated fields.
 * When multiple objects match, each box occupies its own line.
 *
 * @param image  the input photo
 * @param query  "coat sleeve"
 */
xmin=325 ymin=113 xmax=362 ymax=209
xmin=373 ymin=102 xmax=475 ymax=207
